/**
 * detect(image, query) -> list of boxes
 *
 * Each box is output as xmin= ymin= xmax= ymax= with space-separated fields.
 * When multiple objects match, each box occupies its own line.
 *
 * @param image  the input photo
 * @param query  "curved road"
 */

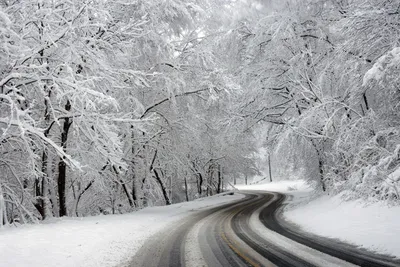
xmin=129 ymin=192 xmax=400 ymax=267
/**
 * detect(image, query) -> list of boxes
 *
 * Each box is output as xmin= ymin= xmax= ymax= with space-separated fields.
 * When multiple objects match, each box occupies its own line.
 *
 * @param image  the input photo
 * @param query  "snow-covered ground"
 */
xmin=284 ymin=193 xmax=400 ymax=258
xmin=2 ymin=180 xmax=399 ymax=267
xmin=0 ymin=193 xmax=244 ymax=267
xmin=235 ymin=179 xmax=311 ymax=193
xmin=238 ymin=180 xmax=400 ymax=259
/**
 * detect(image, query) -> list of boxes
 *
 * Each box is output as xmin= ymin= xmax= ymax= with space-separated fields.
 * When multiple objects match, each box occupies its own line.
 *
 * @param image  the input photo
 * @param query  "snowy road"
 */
xmin=128 ymin=192 xmax=400 ymax=267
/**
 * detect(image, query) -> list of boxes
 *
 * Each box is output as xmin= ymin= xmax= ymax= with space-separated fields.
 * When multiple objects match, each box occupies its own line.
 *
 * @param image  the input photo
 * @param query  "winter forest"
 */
xmin=1 ymin=0 xmax=400 ymax=225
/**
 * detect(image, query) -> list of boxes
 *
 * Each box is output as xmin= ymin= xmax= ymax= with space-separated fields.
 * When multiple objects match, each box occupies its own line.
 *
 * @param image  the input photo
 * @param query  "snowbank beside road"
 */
xmin=235 ymin=179 xmax=311 ymax=193
xmin=0 ymin=193 xmax=244 ymax=267
xmin=238 ymin=179 xmax=400 ymax=259
xmin=284 ymin=193 xmax=400 ymax=258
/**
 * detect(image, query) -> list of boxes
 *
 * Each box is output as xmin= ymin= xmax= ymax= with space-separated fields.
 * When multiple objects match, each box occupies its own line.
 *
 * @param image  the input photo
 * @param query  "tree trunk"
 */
xmin=207 ymin=164 xmax=214 ymax=196
xmin=131 ymin=130 xmax=138 ymax=206
xmin=34 ymin=151 xmax=51 ymax=219
xmin=184 ymin=177 xmax=189 ymax=202
xmin=58 ymin=158 xmax=67 ymax=217
xmin=58 ymin=100 xmax=72 ymax=217
xmin=318 ymin=158 xmax=326 ymax=192
xmin=132 ymin=177 xmax=137 ymax=206
xmin=0 ymin=185 xmax=7 ymax=226
xmin=268 ymin=153 xmax=273 ymax=182
xmin=148 ymin=149 xmax=170 ymax=205
xmin=363 ymin=92 xmax=369 ymax=111
xmin=41 ymin=168 xmax=51 ymax=218
xmin=220 ymin=165 xmax=224 ymax=192
xmin=49 ymin=168 xmax=59 ymax=217
xmin=311 ymin=140 xmax=326 ymax=192
xmin=74 ymin=180 xmax=94 ymax=217
xmin=111 ymin=182 xmax=119 ymax=214
xmin=197 ymin=172 xmax=203 ymax=196
xmin=217 ymin=164 xmax=222 ymax=194
xmin=34 ymin=175 xmax=44 ymax=219
xmin=153 ymin=169 xmax=171 ymax=205
xmin=35 ymin=90 xmax=52 ymax=219
xmin=121 ymin=179 xmax=134 ymax=208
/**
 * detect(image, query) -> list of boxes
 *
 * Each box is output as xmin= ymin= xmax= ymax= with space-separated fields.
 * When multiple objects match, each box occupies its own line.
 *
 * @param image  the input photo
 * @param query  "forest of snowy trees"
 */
xmin=1 ymin=0 xmax=400 ymax=225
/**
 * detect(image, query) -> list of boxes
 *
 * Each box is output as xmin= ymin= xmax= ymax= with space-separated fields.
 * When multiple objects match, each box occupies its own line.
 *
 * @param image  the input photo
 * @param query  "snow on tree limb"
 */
xmin=363 ymin=47 xmax=400 ymax=86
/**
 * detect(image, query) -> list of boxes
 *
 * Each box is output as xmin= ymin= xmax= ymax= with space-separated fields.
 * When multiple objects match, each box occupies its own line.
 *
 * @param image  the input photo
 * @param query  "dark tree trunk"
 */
xmin=363 ymin=92 xmax=369 ymax=111
xmin=197 ymin=172 xmax=203 ymax=196
xmin=268 ymin=153 xmax=273 ymax=182
xmin=34 ymin=151 xmax=47 ymax=218
xmin=34 ymin=177 xmax=44 ymax=218
xmin=360 ymin=104 xmax=365 ymax=116
xmin=58 ymin=158 xmax=67 ymax=217
xmin=153 ymin=169 xmax=171 ymax=205
xmin=35 ymin=24 xmax=49 ymax=219
xmin=121 ymin=179 xmax=134 ymax=208
xmin=131 ymin=130 xmax=137 ymax=206
xmin=217 ymin=164 xmax=222 ymax=194
xmin=318 ymin=158 xmax=326 ymax=192
xmin=34 ymin=151 xmax=47 ymax=219
xmin=148 ymin=149 xmax=171 ymax=205
xmin=311 ymin=140 xmax=326 ymax=192
xmin=75 ymin=180 xmax=94 ymax=217
xmin=184 ymin=177 xmax=189 ymax=202
xmin=132 ymin=177 xmax=137 ymax=205
xmin=207 ymin=164 xmax=214 ymax=196
xmin=0 ymin=185 xmax=7 ymax=225
xmin=58 ymin=100 xmax=72 ymax=217
xmin=111 ymin=163 xmax=134 ymax=209
xmin=35 ymin=89 xmax=52 ymax=219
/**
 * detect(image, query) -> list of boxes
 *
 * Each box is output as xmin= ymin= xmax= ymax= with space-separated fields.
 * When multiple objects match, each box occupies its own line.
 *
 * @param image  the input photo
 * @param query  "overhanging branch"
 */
xmin=140 ymin=88 xmax=209 ymax=119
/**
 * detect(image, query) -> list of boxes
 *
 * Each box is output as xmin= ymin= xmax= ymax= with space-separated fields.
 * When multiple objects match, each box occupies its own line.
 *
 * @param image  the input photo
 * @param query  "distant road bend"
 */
xmin=129 ymin=192 xmax=400 ymax=267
